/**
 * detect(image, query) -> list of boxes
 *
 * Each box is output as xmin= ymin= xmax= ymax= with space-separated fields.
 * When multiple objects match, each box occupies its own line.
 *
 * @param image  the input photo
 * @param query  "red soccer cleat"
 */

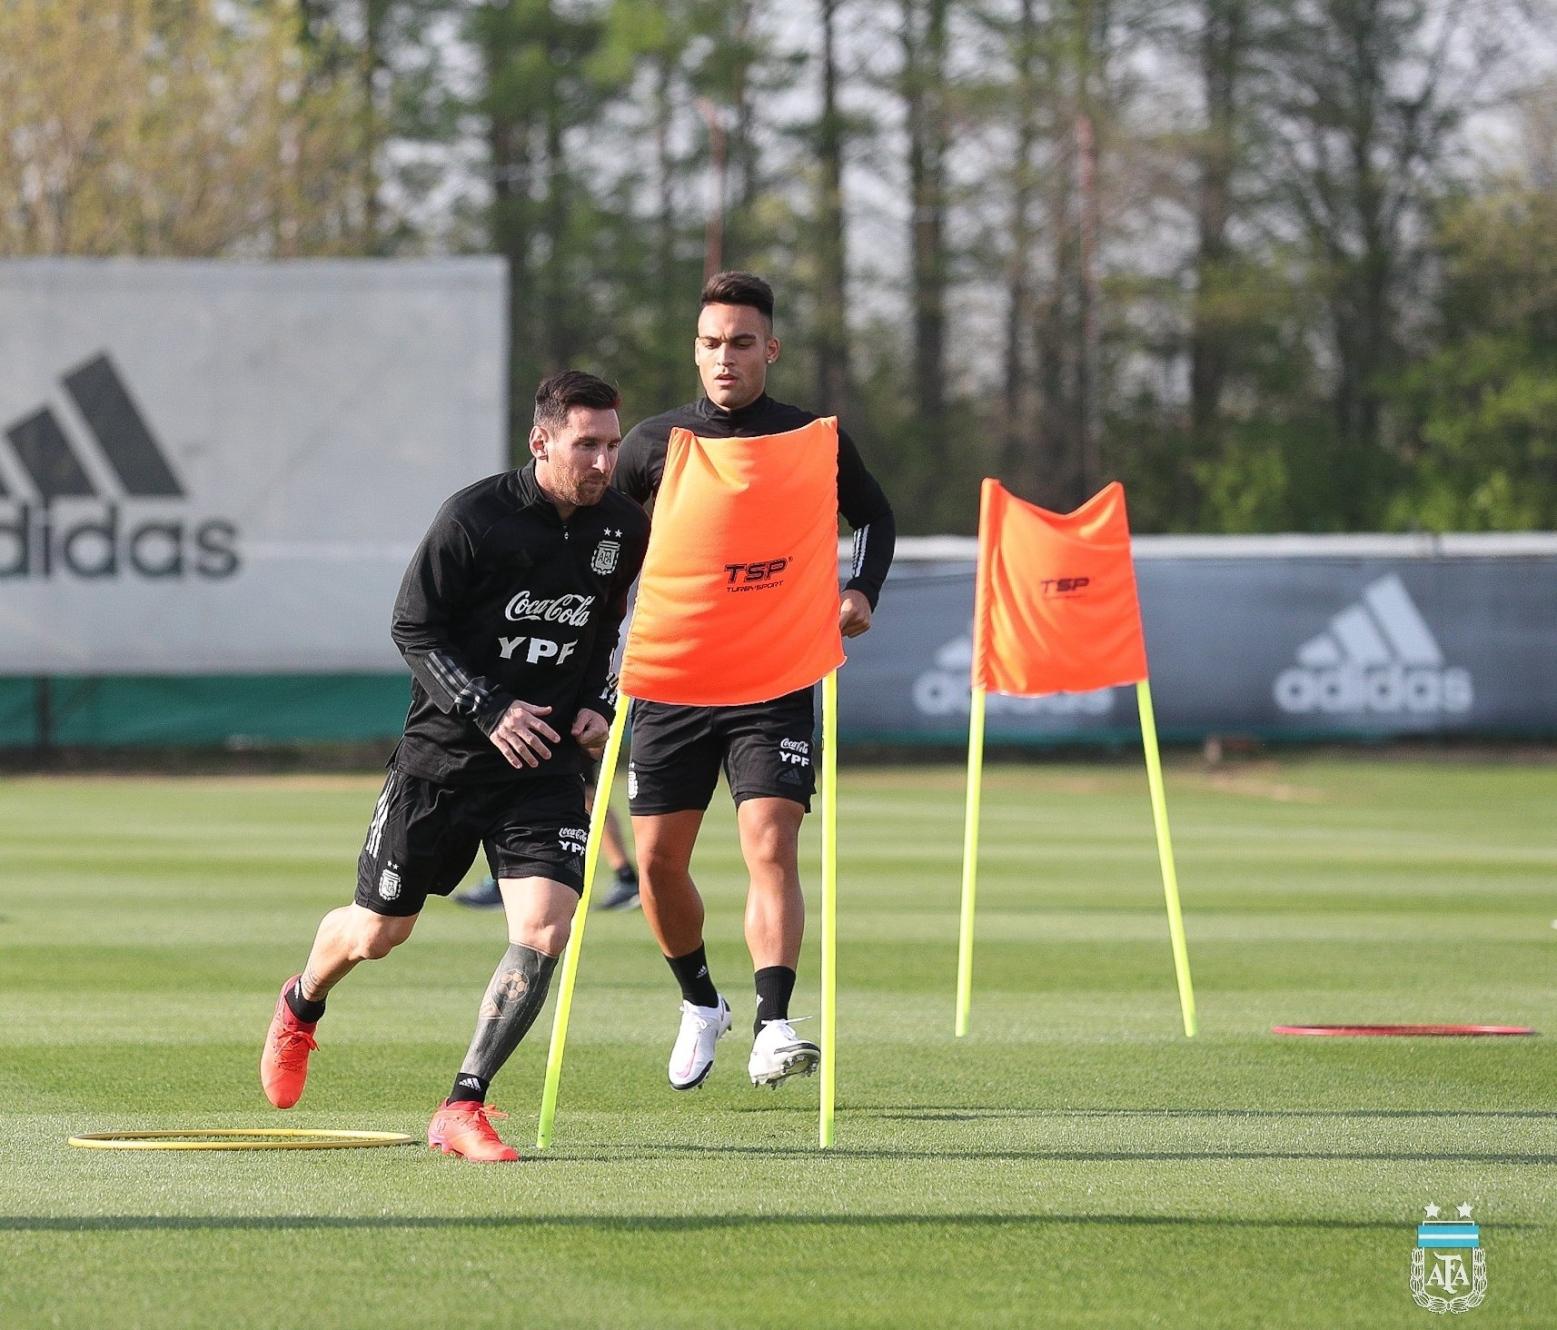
xmin=427 ymin=1100 xmax=520 ymax=1163
xmin=260 ymin=975 xmax=319 ymax=1109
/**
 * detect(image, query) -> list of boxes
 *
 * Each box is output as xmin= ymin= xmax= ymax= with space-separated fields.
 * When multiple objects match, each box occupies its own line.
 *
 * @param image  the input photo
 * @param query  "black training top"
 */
xmin=613 ymin=394 xmax=896 ymax=609
xmin=389 ymin=462 xmax=649 ymax=785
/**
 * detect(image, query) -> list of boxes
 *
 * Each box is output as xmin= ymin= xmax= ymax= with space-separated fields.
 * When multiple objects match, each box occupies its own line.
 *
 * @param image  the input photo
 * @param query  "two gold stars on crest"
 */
xmin=1424 ymin=1203 xmax=1474 ymax=1219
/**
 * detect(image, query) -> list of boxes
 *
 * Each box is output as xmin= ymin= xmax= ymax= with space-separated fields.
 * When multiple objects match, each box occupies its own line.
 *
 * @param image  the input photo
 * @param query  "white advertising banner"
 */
xmin=0 ymin=259 xmax=506 ymax=673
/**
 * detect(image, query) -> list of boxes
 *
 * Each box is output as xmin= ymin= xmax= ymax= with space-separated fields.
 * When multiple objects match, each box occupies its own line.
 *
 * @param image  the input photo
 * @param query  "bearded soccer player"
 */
xmin=614 ymin=271 xmax=896 ymax=1090
xmin=259 ymin=371 xmax=648 ymax=1161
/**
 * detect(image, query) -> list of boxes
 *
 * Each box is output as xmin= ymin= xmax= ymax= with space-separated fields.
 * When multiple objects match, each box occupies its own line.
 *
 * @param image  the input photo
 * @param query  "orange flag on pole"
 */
xmin=957 ymin=477 xmax=1197 ymax=1042
xmin=620 ymin=418 xmax=845 ymax=706
xmin=973 ymin=479 xmax=1148 ymax=697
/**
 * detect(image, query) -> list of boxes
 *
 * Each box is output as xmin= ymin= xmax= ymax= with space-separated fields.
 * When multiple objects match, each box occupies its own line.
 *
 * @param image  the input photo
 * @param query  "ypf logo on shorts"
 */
xmin=558 ymin=826 xmax=588 ymax=857
xmin=779 ymin=738 xmax=811 ymax=768
xmin=1273 ymin=575 xmax=1473 ymax=716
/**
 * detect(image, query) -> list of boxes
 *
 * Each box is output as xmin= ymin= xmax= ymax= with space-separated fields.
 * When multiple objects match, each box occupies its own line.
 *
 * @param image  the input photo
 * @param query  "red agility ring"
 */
xmin=1271 ymin=1024 xmax=1537 ymax=1037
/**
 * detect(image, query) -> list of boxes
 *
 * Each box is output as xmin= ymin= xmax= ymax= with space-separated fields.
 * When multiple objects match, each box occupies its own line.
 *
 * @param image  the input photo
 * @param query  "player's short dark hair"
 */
xmin=699 ymin=270 xmax=774 ymax=323
xmin=533 ymin=370 xmax=621 ymax=429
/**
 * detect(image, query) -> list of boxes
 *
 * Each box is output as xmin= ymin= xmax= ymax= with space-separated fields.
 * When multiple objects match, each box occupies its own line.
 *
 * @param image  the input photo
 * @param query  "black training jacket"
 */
xmin=389 ymin=462 xmax=649 ymax=785
xmin=613 ymin=394 xmax=896 ymax=609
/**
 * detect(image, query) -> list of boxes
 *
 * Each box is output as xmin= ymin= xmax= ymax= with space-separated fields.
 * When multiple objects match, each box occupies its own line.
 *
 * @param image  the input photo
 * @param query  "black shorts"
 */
xmin=627 ymin=688 xmax=816 ymax=815
xmin=355 ymin=769 xmax=590 ymax=917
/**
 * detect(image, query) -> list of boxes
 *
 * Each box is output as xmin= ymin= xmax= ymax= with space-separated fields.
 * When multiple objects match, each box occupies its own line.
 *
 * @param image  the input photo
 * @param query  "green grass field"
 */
xmin=2 ymin=756 xmax=1554 ymax=1328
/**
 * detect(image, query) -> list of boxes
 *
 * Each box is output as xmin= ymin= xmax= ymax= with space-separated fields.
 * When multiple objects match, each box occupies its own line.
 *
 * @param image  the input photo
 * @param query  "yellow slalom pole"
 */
xmin=954 ymin=685 xmax=987 ymax=1036
xmin=1135 ymin=678 xmax=1198 ymax=1037
xmin=536 ymin=703 xmax=630 ymax=1149
xmin=819 ymin=669 xmax=839 ymax=1149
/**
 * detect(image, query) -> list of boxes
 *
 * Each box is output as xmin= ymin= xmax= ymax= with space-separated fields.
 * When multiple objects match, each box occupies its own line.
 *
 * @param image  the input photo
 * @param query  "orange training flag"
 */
xmin=620 ymin=418 xmax=845 ymax=706
xmin=972 ymin=479 xmax=1148 ymax=697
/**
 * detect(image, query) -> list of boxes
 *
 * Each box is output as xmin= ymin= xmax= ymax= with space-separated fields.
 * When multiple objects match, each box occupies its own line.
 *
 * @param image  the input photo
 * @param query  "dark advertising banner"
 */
xmin=840 ymin=551 xmax=1557 ymax=742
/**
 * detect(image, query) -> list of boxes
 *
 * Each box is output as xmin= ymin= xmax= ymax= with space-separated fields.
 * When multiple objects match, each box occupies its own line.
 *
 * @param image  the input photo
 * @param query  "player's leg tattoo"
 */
xmin=451 ymin=944 xmax=559 ymax=1102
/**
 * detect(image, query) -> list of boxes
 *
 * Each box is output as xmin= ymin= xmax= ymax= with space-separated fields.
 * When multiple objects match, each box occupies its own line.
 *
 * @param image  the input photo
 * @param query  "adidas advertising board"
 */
xmin=0 ymin=259 xmax=504 ymax=673
xmin=1271 ymin=574 xmax=1473 ymax=717
xmin=836 ymin=548 xmax=1555 ymax=742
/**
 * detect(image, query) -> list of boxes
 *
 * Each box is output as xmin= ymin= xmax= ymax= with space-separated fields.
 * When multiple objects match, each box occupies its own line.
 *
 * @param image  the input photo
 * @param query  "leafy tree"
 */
xmin=1385 ymin=184 xmax=1557 ymax=529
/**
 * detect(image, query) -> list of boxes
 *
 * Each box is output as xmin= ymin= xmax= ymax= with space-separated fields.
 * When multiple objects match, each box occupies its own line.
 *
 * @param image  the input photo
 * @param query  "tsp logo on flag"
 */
xmin=1411 ymin=1204 xmax=1486 ymax=1314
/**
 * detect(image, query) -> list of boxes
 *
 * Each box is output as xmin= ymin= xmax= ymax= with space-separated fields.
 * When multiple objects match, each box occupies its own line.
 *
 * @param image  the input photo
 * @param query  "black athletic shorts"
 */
xmin=627 ymin=687 xmax=816 ymax=815
xmin=355 ymin=768 xmax=590 ymax=916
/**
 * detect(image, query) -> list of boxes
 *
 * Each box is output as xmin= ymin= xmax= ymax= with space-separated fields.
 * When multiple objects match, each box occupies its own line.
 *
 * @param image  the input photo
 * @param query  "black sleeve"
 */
xmin=836 ymin=425 xmax=897 ymax=610
xmin=577 ymin=521 xmax=649 ymax=725
xmin=390 ymin=507 xmax=515 ymax=734
xmin=612 ymin=423 xmax=664 ymax=504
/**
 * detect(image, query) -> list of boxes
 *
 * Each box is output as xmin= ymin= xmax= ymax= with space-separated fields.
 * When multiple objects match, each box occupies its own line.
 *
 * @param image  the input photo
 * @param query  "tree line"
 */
xmin=3 ymin=0 xmax=1553 ymax=533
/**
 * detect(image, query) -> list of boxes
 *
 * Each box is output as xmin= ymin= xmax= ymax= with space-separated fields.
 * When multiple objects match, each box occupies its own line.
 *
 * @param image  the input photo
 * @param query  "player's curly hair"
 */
xmin=533 ymin=370 xmax=621 ymax=429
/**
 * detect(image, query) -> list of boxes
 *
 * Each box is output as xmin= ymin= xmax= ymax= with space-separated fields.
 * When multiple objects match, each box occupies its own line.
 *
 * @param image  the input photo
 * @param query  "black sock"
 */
xmin=666 ymin=945 xmax=719 ymax=1009
xmin=450 ymin=1072 xmax=490 ymax=1104
xmin=285 ymin=976 xmax=325 ymax=1024
xmin=615 ymin=864 xmax=638 ymax=885
xmin=754 ymin=966 xmax=796 ymax=1035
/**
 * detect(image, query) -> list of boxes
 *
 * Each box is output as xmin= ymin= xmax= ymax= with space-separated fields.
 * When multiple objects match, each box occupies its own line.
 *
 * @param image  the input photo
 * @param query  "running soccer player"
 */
xmin=614 ymin=271 xmax=895 ymax=1090
xmin=260 ymin=370 xmax=648 ymax=1162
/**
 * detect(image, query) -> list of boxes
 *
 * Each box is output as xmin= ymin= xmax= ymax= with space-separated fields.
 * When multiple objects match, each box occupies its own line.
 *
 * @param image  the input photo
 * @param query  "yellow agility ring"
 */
xmin=68 ymin=1128 xmax=416 ymax=1151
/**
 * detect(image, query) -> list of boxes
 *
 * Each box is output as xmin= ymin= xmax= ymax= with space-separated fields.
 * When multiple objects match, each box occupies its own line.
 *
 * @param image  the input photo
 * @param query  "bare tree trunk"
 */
xmin=1000 ymin=0 xmax=1039 ymax=493
xmin=724 ymin=2 xmax=758 ymax=268
xmin=1035 ymin=138 xmax=1077 ymax=508
xmin=1076 ymin=107 xmax=1101 ymax=497
xmin=815 ymin=0 xmax=852 ymax=414
xmin=541 ymin=20 xmax=573 ymax=371
xmin=903 ymin=0 xmax=949 ymax=432
xmin=481 ymin=15 xmax=532 ymax=453
xmin=361 ymin=0 xmax=386 ymax=254
xmin=1189 ymin=0 xmax=1244 ymax=451
xmin=653 ymin=53 xmax=680 ymax=404
xmin=695 ymin=97 xmax=727 ymax=279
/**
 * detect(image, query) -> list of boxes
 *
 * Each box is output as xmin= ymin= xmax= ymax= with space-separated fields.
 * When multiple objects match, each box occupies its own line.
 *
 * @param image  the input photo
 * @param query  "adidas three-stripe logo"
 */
xmin=0 ymin=353 xmax=240 ymax=580
xmin=1274 ymin=575 xmax=1472 ymax=715
xmin=3 ymin=354 xmax=183 ymax=500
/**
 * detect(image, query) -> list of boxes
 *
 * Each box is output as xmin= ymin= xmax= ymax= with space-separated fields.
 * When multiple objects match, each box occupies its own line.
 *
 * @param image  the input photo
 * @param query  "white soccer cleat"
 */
xmin=668 ymin=996 xmax=732 ymax=1090
xmin=748 ymin=1018 xmax=820 ymax=1087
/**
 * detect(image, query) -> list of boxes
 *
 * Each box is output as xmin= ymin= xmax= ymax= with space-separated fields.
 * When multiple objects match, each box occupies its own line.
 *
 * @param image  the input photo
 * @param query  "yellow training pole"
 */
xmin=536 ymin=703 xmax=630 ymax=1148
xmin=819 ymin=669 xmax=839 ymax=1149
xmin=1135 ymin=678 xmax=1198 ymax=1037
xmin=954 ymin=684 xmax=988 ymax=1037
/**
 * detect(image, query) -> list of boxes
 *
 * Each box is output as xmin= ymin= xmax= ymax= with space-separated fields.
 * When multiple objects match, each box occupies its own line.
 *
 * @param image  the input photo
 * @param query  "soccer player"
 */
xmin=614 ymin=271 xmax=895 ymax=1090
xmin=259 ymin=371 xmax=648 ymax=1162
